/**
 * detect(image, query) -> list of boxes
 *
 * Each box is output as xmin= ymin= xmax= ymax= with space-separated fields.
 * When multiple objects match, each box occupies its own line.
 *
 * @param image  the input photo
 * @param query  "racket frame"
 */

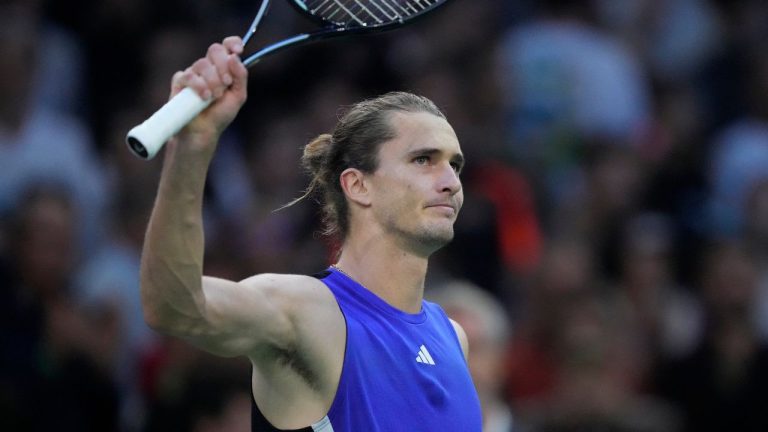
xmin=125 ymin=0 xmax=453 ymax=159
xmin=244 ymin=0 xmax=453 ymax=66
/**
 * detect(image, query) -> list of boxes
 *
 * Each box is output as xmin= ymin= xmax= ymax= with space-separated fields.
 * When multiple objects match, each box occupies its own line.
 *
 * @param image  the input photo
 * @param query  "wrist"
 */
xmin=168 ymin=129 xmax=220 ymax=160
xmin=159 ymin=140 xmax=212 ymax=198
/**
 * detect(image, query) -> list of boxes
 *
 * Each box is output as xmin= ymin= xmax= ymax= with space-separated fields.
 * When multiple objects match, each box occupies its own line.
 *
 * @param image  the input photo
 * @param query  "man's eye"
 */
xmin=414 ymin=156 xmax=430 ymax=165
xmin=450 ymin=162 xmax=462 ymax=173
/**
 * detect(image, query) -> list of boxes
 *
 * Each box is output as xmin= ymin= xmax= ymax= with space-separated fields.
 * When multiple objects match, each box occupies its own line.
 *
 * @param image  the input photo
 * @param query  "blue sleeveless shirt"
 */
xmin=309 ymin=267 xmax=482 ymax=432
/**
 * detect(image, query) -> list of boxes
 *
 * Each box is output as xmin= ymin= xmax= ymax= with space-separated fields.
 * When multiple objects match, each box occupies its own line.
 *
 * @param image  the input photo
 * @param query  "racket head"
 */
xmin=287 ymin=0 xmax=452 ymax=32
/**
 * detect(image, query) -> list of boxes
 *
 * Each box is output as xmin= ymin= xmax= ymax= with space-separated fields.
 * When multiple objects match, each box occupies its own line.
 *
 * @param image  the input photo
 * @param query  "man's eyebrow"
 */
xmin=407 ymin=147 xmax=440 ymax=158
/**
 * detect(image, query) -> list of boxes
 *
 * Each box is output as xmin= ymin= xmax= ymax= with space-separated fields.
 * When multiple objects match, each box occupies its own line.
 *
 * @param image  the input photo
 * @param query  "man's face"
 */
xmin=367 ymin=111 xmax=464 ymax=255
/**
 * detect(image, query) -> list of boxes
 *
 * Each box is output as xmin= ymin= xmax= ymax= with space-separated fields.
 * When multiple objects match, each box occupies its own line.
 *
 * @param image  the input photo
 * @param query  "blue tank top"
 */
xmin=309 ymin=267 xmax=482 ymax=432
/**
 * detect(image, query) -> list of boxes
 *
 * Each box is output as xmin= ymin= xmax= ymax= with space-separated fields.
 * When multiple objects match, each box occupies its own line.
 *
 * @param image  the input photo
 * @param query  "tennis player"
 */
xmin=140 ymin=36 xmax=481 ymax=431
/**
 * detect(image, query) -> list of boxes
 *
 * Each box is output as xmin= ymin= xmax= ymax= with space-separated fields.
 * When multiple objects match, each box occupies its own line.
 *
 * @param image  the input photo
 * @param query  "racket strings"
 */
xmin=301 ymin=0 xmax=440 ymax=27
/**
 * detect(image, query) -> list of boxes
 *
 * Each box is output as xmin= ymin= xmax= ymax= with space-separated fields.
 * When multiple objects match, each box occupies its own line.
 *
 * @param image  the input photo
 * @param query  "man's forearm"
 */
xmin=137 ymin=36 xmax=247 ymax=332
xmin=140 ymin=139 xmax=213 ymax=330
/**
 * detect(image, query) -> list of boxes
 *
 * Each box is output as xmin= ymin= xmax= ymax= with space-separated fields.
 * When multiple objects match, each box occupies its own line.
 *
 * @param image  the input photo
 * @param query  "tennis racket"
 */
xmin=126 ymin=0 xmax=453 ymax=160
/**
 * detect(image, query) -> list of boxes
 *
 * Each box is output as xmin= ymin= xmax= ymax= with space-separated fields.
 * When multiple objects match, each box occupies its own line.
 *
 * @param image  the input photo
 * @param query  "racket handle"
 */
xmin=126 ymin=87 xmax=212 ymax=160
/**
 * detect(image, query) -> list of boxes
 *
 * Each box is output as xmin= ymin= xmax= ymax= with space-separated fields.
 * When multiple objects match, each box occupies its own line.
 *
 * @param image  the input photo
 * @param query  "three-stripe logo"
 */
xmin=415 ymin=344 xmax=435 ymax=365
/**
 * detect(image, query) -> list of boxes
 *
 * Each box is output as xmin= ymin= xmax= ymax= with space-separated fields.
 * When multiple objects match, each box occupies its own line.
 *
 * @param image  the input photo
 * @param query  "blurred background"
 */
xmin=2 ymin=0 xmax=768 ymax=430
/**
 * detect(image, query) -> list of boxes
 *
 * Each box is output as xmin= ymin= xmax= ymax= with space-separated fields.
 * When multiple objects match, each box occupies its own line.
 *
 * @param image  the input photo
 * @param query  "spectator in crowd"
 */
xmin=496 ymin=0 xmax=651 ymax=212
xmin=0 ymin=186 xmax=119 ymax=430
xmin=0 ymin=1 xmax=107 ymax=254
xmin=656 ymin=240 xmax=768 ymax=431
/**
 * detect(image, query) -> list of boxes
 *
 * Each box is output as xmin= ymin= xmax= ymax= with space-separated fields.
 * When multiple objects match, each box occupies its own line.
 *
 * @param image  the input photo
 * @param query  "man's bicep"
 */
xmin=180 ymin=274 xmax=297 ymax=357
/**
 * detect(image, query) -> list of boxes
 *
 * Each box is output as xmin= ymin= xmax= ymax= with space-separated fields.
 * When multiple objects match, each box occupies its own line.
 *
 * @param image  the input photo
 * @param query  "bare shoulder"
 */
xmin=449 ymin=318 xmax=469 ymax=362
xmin=239 ymin=272 xmax=344 ymax=358
xmin=239 ymin=272 xmax=338 ymax=313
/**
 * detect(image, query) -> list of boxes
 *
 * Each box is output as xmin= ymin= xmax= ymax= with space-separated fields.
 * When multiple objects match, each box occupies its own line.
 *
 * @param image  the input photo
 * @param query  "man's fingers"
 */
xmin=228 ymin=54 xmax=248 ymax=95
xmin=223 ymin=36 xmax=244 ymax=56
xmin=168 ymin=37 xmax=246 ymax=104
xmin=207 ymin=43 xmax=233 ymax=87
xmin=187 ymin=73 xmax=212 ymax=101
xmin=170 ymin=70 xmax=186 ymax=97
xmin=174 ymin=68 xmax=212 ymax=101
xmin=191 ymin=57 xmax=225 ymax=99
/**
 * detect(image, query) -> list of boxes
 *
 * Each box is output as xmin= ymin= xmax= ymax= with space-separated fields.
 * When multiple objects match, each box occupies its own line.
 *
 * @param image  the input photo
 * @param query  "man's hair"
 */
xmin=292 ymin=91 xmax=445 ymax=240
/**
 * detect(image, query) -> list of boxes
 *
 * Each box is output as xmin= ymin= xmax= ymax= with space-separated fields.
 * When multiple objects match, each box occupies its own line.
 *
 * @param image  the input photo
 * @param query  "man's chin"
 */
xmin=415 ymin=228 xmax=454 ymax=254
xmin=389 ymin=222 xmax=455 ymax=255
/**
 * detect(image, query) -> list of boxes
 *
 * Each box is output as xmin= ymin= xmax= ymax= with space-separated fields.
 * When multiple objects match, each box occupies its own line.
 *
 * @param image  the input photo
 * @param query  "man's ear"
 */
xmin=340 ymin=168 xmax=371 ymax=207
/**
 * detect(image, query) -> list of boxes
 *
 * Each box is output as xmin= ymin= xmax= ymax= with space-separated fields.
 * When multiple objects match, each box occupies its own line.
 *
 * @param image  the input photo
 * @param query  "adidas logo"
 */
xmin=415 ymin=344 xmax=436 ymax=365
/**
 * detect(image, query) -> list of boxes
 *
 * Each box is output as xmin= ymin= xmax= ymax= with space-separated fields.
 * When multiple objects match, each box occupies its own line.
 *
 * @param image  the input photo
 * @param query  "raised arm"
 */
xmin=140 ymin=37 xmax=290 ymax=357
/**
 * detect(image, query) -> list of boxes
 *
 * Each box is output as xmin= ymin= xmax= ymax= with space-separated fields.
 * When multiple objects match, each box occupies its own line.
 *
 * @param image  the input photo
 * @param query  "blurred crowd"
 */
xmin=2 ymin=0 xmax=768 ymax=430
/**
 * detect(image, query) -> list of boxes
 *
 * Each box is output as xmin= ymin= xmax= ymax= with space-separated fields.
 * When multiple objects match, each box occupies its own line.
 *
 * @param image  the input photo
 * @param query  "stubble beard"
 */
xmin=389 ymin=219 xmax=455 ymax=257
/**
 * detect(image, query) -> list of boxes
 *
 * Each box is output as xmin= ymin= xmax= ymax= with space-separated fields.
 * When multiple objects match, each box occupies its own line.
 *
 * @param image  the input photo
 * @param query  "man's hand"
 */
xmin=170 ymin=36 xmax=248 ymax=156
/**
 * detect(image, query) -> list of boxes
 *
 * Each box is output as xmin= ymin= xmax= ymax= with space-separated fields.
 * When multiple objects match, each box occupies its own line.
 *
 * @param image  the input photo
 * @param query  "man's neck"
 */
xmin=335 ymin=239 xmax=429 ymax=314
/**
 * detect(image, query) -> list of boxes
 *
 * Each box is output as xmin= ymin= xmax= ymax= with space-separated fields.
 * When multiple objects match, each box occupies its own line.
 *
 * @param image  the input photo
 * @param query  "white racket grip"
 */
xmin=126 ymin=87 xmax=212 ymax=160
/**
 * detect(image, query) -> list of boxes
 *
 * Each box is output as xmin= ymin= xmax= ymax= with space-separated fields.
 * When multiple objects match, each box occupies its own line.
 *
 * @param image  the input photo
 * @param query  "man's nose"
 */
xmin=438 ymin=163 xmax=462 ymax=194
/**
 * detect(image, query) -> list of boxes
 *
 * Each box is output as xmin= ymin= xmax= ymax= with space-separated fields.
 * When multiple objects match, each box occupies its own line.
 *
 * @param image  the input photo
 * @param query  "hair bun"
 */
xmin=301 ymin=133 xmax=333 ymax=178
